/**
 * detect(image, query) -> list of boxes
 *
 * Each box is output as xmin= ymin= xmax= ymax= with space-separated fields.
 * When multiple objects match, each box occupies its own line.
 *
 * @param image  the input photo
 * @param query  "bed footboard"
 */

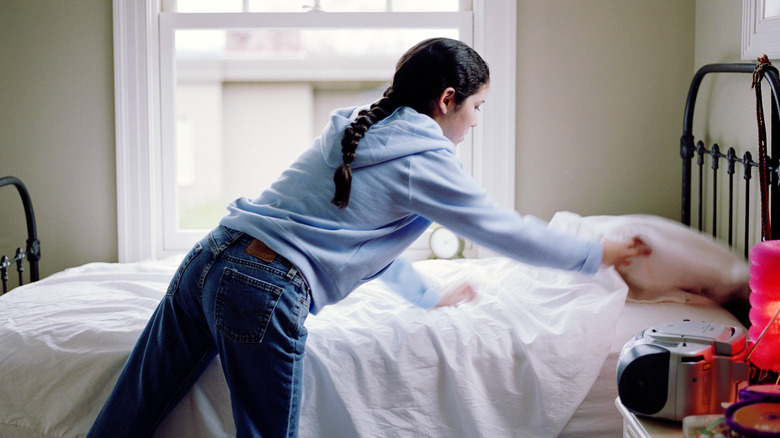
xmin=0 ymin=176 xmax=40 ymax=293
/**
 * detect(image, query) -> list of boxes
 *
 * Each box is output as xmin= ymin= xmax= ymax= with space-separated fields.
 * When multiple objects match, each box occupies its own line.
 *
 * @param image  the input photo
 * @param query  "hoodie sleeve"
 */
xmin=406 ymin=149 xmax=603 ymax=274
xmin=378 ymin=257 xmax=442 ymax=308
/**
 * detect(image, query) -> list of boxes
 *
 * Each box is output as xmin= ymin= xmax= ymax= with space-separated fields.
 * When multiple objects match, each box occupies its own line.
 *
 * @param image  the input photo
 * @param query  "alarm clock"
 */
xmin=429 ymin=226 xmax=465 ymax=259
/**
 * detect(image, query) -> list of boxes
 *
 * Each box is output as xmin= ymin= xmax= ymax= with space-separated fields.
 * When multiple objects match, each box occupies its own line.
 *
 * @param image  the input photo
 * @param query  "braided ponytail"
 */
xmin=331 ymin=95 xmax=399 ymax=208
xmin=331 ymin=38 xmax=489 ymax=209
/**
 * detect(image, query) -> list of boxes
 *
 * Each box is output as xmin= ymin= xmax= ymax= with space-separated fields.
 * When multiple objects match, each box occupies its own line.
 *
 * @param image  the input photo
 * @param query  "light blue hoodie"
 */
xmin=220 ymin=105 xmax=602 ymax=313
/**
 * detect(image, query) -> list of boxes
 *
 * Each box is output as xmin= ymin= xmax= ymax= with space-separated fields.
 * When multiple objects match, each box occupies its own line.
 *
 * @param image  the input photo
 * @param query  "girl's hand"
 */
xmin=602 ymin=237 xmax=651 ymax=267
xmin=433 ymin=283 xmax=477 ymax=308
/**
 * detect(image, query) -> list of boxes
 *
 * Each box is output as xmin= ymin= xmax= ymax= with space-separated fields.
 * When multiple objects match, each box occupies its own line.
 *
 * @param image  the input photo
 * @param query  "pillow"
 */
xmin=549 ymin=212 xmax=750 ymax=304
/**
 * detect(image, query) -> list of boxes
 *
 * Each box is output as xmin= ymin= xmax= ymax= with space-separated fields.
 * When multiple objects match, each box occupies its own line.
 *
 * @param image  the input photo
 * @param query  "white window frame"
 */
xmin=160 ymin=11 xmax=472 ymax=252
xmin=742 ymin=0 xmax=780 ymax=60
xmin=113 ymin=0 xmax=516 ymax=262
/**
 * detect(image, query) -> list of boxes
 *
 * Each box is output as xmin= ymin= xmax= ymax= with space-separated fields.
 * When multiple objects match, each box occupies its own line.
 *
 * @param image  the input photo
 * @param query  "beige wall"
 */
xmin=694 ymin=0 xmax=763 ymax=151
xmin=0 ymin=0 xmax=116 ymax=280
xmin=0 ymin=0 xmax=752 ymax=280
xmin=515 ymin=0 xmax=695 ymax=221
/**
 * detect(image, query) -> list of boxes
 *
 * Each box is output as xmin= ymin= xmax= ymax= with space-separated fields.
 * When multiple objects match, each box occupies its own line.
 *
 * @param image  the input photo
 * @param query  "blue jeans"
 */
xmin=88 ymin=226 xmax=311 ymax=438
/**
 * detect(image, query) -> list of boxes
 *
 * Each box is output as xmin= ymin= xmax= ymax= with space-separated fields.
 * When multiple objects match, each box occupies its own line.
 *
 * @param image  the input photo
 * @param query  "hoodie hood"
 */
xmin=320 ymin=105 xmax=454 ymax=170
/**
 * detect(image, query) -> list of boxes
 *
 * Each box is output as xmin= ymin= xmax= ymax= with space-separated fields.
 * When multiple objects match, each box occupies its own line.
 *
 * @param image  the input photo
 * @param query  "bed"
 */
xmin=0 ymin=62 xmax=777 ymax=438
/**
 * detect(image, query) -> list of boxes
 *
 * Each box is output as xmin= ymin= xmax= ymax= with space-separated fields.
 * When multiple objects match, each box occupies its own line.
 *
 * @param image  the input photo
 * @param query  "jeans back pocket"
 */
xmin=214 ymin=268 xmax=283 ymax=343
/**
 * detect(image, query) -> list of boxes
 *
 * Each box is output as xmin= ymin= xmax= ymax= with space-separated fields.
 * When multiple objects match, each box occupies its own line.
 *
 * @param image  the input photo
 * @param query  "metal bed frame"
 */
xmin=0 ymin=176 xmax=40 ymax=294
xmin=681 ymin=63 xmax=780 ymax=257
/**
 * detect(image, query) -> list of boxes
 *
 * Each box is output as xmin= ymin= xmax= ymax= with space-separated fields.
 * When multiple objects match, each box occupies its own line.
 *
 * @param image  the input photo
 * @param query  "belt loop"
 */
xmin=286 ymin=266 xmax=298 ymax=280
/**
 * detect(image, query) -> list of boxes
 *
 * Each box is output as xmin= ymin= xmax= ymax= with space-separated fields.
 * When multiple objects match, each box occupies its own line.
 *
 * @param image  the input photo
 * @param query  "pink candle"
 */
xmin=749 ymin=240 xmax=780 ymax=372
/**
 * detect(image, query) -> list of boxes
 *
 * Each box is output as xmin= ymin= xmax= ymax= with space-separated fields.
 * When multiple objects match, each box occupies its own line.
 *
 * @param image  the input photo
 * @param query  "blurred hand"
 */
xmin=433 ymin=283 xmax=477 ymax=308
xmin=601 ymin=237 xmax=652 ymax=267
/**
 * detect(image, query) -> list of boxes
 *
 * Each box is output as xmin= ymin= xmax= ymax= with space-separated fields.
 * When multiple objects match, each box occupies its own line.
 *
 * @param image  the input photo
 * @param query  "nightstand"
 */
xmin=615 ymin=397 xmax=682 ymax=437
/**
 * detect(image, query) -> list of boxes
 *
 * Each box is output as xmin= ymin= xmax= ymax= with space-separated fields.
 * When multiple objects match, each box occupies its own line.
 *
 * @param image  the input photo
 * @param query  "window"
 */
xmin=159 ymin=8 xmax=468 ymax=251
xmin=113 ymin=0 xmax=516 ymax=261
xmin=171 ymin=0 xmax=461 ymax=13
xmin=742 ymin=0 xmax=780 ymax=59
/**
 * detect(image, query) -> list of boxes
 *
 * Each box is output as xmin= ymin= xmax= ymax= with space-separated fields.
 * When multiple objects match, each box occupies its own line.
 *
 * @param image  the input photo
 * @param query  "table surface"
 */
xmin=615 ymin=397 xmax=683 ymax=438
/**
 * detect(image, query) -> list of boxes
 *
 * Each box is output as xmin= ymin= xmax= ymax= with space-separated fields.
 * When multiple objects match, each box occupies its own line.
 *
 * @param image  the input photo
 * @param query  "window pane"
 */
xmin=176 ymin=28 xmax=459 ymax=59
xmin=173 ymin=27 xmax=459 ymax=230
xmin=766 ymin=0 xmax=780 ymax=19
xmin=174 ymin=0 xmax=243 ymax=13
xmin=171 ymin=0 xmax=464 ymax=13
xmin=311 ymin=0 xmax=461 ymax=12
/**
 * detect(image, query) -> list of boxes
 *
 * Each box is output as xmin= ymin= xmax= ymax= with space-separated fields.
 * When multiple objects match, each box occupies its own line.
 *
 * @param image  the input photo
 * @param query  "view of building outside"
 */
xmin=170 ymin=1 xmax=464 ymax=230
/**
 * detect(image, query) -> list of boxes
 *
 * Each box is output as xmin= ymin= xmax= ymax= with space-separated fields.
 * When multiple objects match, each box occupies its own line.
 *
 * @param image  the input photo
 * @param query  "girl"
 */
xmin=88 ymin=37 xmax=648 ymax=438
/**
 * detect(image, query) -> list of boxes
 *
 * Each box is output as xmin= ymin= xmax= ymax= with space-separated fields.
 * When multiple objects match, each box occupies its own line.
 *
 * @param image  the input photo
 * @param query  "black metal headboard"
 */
xmin=0 ymin=176 xmax=41 ymax=293
xmin=680 ymin=63 xmax=780 ymax=257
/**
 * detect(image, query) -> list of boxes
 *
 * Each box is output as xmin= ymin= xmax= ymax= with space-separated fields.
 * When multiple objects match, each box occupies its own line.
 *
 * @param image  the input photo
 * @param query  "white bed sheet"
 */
xmin=0 ymin=256 xmax=629 ymax=438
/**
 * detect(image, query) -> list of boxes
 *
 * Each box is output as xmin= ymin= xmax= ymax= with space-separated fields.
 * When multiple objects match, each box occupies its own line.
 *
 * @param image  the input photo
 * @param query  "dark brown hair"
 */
xmin=331 ymin=37 xmax=490 ymax=208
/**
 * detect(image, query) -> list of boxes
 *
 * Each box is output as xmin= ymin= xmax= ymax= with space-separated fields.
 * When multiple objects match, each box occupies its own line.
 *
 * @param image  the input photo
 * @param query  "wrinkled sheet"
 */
xmin=0 ymin=256 xmax=628 ymax=438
